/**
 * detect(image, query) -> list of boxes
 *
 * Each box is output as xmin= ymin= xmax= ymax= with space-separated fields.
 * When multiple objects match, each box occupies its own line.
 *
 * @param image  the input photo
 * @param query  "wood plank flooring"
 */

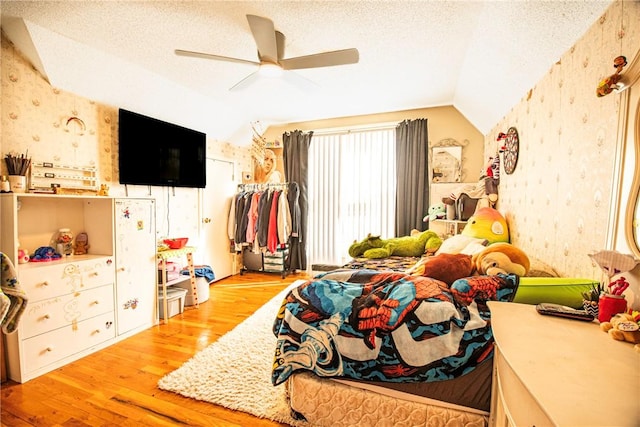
xmin=1 ymin=272 xmax=310 ymax=427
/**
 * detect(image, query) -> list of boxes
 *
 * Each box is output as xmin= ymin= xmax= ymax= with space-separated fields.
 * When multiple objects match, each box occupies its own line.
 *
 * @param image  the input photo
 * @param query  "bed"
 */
xmin=272 ymin=268 xmax=520 ymax=426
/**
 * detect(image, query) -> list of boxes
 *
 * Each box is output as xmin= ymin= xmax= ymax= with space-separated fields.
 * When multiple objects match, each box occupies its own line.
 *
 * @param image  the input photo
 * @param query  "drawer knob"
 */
xmin=43 ymin=314 xmax=50 ymax=320
xmin=41 ymin=281 xmax=50 ymax=287
xmin=46 ymin=347 xmax=53 ymax=352
xmin=92 ymin=329 xmax=101 ymax=335
xmin=92 ymin=300 xmax=99 ymax=305
xmin=89 ymin=272 xmax=99 ymax=277
xmin=117 ymin=267 xmax=126 ymax=272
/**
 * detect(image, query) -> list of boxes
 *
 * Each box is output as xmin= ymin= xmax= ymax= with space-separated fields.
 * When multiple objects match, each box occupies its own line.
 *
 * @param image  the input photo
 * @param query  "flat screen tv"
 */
xmin=118 ymin=108 xmax=206 ymax=188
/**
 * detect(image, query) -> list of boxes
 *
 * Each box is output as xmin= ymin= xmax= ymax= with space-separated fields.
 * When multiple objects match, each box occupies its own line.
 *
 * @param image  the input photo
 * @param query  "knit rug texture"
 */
xmin=157 ymin=281 xmax=306 ymax=426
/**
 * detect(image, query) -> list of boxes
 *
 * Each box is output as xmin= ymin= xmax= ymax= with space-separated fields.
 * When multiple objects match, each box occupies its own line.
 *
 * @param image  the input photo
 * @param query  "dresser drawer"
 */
xmin=21 ymin=284 xmax=114 ymax=339
xmin=21 ymin=311 xmax=116 ymax=374
xmin=19 ymin=257 xmax=115 ymax=302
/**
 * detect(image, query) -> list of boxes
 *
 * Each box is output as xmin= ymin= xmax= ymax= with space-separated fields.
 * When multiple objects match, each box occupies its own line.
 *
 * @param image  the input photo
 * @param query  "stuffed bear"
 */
xmin=348 ymin=229 xmax=442 ymax=259
xmin=422 ymin=203 xmax=446 ymax=222
xmin=600 ymin=312 xmax=640 ymax=353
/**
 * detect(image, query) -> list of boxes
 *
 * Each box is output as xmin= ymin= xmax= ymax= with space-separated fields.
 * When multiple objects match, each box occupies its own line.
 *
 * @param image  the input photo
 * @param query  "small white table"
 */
xmin=488 ymin=301 xmax=640 ymax=427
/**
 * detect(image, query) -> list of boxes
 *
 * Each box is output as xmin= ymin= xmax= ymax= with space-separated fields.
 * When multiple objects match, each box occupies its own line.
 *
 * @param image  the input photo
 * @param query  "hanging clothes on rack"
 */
xmin=228 ymin=183 xmax=294 ymax=254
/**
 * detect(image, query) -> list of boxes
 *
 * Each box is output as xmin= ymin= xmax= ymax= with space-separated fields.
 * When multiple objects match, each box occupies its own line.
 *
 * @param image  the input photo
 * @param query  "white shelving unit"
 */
xmin=0 ymin=193 xmax=156 ymax=383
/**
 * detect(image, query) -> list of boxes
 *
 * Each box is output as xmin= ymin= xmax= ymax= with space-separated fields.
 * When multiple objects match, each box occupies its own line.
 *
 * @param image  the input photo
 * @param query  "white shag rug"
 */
xmin=157 ymin=281 xmax=306 ymax=426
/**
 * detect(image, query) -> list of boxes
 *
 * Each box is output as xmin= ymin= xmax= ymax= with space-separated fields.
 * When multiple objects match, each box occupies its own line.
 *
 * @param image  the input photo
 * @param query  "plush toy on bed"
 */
xmin=407 ymin=242 xmax=530 ymax=284
xmin=472 ymin=242 xmax=530 ymax=276
xmin=600 ymin=311 xmax=640 ymax=353
xmin=461 ymin=207 xmax=509 ymax=244
xmin=348 ymin=229 xmax=442 ymax=259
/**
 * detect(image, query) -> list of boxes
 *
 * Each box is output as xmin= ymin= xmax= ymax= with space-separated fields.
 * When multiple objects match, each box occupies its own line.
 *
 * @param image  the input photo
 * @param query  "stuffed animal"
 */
xmin=423 ymin=203 xmax=446 ymax=222
xmin=73 ymin=232 xmax=90 ymax=255
xmin=409 ymin=242 xmax=529 ymax=284
xmin=461 ymin=207 xmax=509 ymax=244
xmin=348 ymin=229 xmax=442 ymax=259
xmin=472 ymin=242 xmax=530 ymax=276
xmin=97 ymin=184 xmax=110 ymax=196
xmin=596 ymin=55 xmax=628 ymax=97
xmin=600 ymin=311 xmax=640 ymax=353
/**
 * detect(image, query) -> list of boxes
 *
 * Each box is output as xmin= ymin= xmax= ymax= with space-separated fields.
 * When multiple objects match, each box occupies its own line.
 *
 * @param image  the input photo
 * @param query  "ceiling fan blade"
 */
xmin=280 ymin=48 xmax=359 ymax=70
xmin=246 ymin=14 xmax=278 ymax=64
xmin=275 ymin=31 xmax=285 ymax=62
xmin=281 ymin=70 xmax=320 ymax=92
xmin=229 ymin=71 xmax=261 ymax=92
xmin=175 ymin=49 xmax=259 ymax=66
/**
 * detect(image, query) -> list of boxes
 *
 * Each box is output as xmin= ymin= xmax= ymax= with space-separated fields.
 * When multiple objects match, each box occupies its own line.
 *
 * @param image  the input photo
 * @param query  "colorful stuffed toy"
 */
xmin=348 ymin=230 xmax=442 ymax=259
xmin=422 ymin=203 xmax=446 ymax=222
xmin=461 ymin=207 xmax=509 ymax=244
xmin=600 ymin=311 xmax=640 ymax=353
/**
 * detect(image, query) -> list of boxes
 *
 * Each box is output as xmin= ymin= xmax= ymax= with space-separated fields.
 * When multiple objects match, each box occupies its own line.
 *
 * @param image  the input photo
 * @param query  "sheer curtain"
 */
xmin=308 ymin=128 xmax=396 ymax=266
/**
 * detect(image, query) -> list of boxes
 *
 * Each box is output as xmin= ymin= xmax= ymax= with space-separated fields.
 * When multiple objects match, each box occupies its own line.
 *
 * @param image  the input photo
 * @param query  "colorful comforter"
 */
xmin=271 ymin=269 xmax=518 ymax=386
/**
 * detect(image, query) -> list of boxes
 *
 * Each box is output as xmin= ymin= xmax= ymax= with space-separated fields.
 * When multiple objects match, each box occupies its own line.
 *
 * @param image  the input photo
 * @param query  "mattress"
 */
xmin=513 ymin=277 xmax=598 ymax=309
xmin=286 ymin=360 xmax=492 ymax=427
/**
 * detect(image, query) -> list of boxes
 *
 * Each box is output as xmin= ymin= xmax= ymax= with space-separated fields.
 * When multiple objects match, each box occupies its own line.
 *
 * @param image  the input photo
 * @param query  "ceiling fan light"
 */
xmin=259 ymin=63 xmax=283 ymax=78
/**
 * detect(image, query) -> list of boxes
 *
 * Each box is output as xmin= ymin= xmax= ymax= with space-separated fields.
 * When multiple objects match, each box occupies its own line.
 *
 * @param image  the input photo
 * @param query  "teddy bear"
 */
xmin=422 ymin=203 xmax=446 ymax=222
xmin=600 ymin=311 xmax=640 ymax=353
xmin=97 ymin=184 xmax=110 ymax=196
xmin=348 ymin=229 xmax=443 ymax=259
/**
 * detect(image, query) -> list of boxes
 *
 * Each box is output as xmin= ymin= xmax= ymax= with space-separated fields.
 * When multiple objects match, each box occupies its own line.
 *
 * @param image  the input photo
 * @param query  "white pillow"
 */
xmin=436 ymin=234 xmax=488 ymax=255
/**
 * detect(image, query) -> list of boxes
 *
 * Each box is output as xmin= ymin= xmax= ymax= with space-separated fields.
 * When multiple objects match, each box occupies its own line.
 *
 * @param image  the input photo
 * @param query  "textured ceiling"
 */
xmin=1 ymin=1 xmax=612 ymax=145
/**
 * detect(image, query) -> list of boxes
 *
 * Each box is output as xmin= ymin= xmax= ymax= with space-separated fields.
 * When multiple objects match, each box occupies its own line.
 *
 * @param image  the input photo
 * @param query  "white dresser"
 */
xmin=0 ymin=194 xmax=156 ymax=383
xmin=488 ymin=301 xmax=640 ymax=427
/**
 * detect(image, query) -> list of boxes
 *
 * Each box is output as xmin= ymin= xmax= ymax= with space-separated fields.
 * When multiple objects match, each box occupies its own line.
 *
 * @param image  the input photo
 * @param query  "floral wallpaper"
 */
xmin=1 ymin=32 xmax=250 ymax=247
xmin=487 ymin=0 xmax=640 ymax=280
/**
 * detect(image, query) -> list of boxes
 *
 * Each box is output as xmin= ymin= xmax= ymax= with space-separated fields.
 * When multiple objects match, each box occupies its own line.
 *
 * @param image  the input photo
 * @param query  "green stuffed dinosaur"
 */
xmin=348 ymin=230 xmax=443 ymax=259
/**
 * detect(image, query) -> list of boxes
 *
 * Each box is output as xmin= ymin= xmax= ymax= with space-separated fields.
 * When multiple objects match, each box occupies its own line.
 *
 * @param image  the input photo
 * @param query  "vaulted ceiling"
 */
xmin=1 ymin=1 xmax=612 ymax=145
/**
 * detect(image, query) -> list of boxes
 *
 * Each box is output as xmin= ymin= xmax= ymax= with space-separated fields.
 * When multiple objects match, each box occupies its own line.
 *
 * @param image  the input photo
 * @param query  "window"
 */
xmin=308 ymin=127 xmax=396 ymax=266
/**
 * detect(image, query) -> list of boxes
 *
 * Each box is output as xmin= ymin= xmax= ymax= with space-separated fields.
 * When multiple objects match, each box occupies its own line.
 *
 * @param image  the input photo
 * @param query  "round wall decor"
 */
xmin=502 ymin=127 xmax=519 ymax=175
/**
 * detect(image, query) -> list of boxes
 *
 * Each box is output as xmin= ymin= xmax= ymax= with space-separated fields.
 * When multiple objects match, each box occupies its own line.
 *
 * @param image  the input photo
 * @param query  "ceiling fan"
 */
xmin=175 ymin=14 xmax=359 ymax=91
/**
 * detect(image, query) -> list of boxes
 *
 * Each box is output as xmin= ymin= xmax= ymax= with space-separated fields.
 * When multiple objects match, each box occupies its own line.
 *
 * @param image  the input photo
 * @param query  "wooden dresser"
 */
xmin=488 ymin=301 xmax=640 ymax=426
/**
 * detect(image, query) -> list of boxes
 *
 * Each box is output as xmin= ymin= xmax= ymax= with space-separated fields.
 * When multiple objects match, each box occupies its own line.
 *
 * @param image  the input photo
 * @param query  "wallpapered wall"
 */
xmin=1 ymin=32 xmax=252 ymax=248
xmin=487 ymin=0 xmax=640 ymax=281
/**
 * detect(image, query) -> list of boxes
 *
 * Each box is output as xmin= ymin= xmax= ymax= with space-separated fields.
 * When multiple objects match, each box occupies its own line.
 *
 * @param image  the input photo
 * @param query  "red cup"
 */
xmin=598 ymin=294 xmax=627 ymax=323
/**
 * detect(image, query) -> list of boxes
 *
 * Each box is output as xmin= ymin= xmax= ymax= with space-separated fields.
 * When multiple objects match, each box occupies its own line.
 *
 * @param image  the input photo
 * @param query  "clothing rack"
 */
xmin=231 ymin=182 xmax=293 ymax=278
xmin=237 ymin=182 xmax=288 ymax=192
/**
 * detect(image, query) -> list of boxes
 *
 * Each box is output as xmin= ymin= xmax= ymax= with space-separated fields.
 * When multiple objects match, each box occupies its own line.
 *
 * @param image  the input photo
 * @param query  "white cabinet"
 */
xmin=0 ymin=194 xmax=156 ymax=383
xmin=114 ymin=198 xmax=156 ymax=334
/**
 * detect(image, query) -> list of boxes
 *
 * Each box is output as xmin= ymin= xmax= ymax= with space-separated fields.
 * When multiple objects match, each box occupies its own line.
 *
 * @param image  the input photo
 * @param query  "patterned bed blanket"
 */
xmin=271 ymin=269 xmax=518 ymax=386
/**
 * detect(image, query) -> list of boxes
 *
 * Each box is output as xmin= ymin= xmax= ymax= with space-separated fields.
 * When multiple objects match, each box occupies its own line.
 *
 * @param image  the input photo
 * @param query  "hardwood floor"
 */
xmin=1 ymin=272 xmax=310 ymax=427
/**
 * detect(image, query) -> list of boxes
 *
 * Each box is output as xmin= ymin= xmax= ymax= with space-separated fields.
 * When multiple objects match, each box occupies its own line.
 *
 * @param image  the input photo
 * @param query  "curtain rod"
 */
xmin=311 ymin=122 xmax=398 ymax=136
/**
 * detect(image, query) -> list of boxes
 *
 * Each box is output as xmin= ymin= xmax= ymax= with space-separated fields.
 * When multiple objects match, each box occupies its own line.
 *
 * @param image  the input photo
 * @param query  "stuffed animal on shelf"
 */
xmin=596 ymin=55 xmax=628 ymax=97
xmin=422 ymin=203 xmax=446 ymax=222
xmin=73 ymin=232 xmax=90 ymax=255
xmin=97 ymin=184 xmax=110 ymax=196
xmin=600 ymin=311 xmax=640 ymax=353
xmin=461 ymin=207 xmax=509 ymax=244
xmin=472 ymin=242 xmax=530 ymax=276
xmin=348 ymin=229 xmax=443 ymax=259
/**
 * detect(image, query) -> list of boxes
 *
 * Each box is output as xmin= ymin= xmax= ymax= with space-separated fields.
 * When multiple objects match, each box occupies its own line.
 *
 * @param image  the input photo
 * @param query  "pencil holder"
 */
xmin=8 ymin=175 xmax=26 ymax=193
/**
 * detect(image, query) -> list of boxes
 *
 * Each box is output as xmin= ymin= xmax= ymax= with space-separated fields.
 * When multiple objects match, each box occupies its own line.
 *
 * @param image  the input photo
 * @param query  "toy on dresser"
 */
xmin=600 ymin=311 xmax=640 ymax=353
